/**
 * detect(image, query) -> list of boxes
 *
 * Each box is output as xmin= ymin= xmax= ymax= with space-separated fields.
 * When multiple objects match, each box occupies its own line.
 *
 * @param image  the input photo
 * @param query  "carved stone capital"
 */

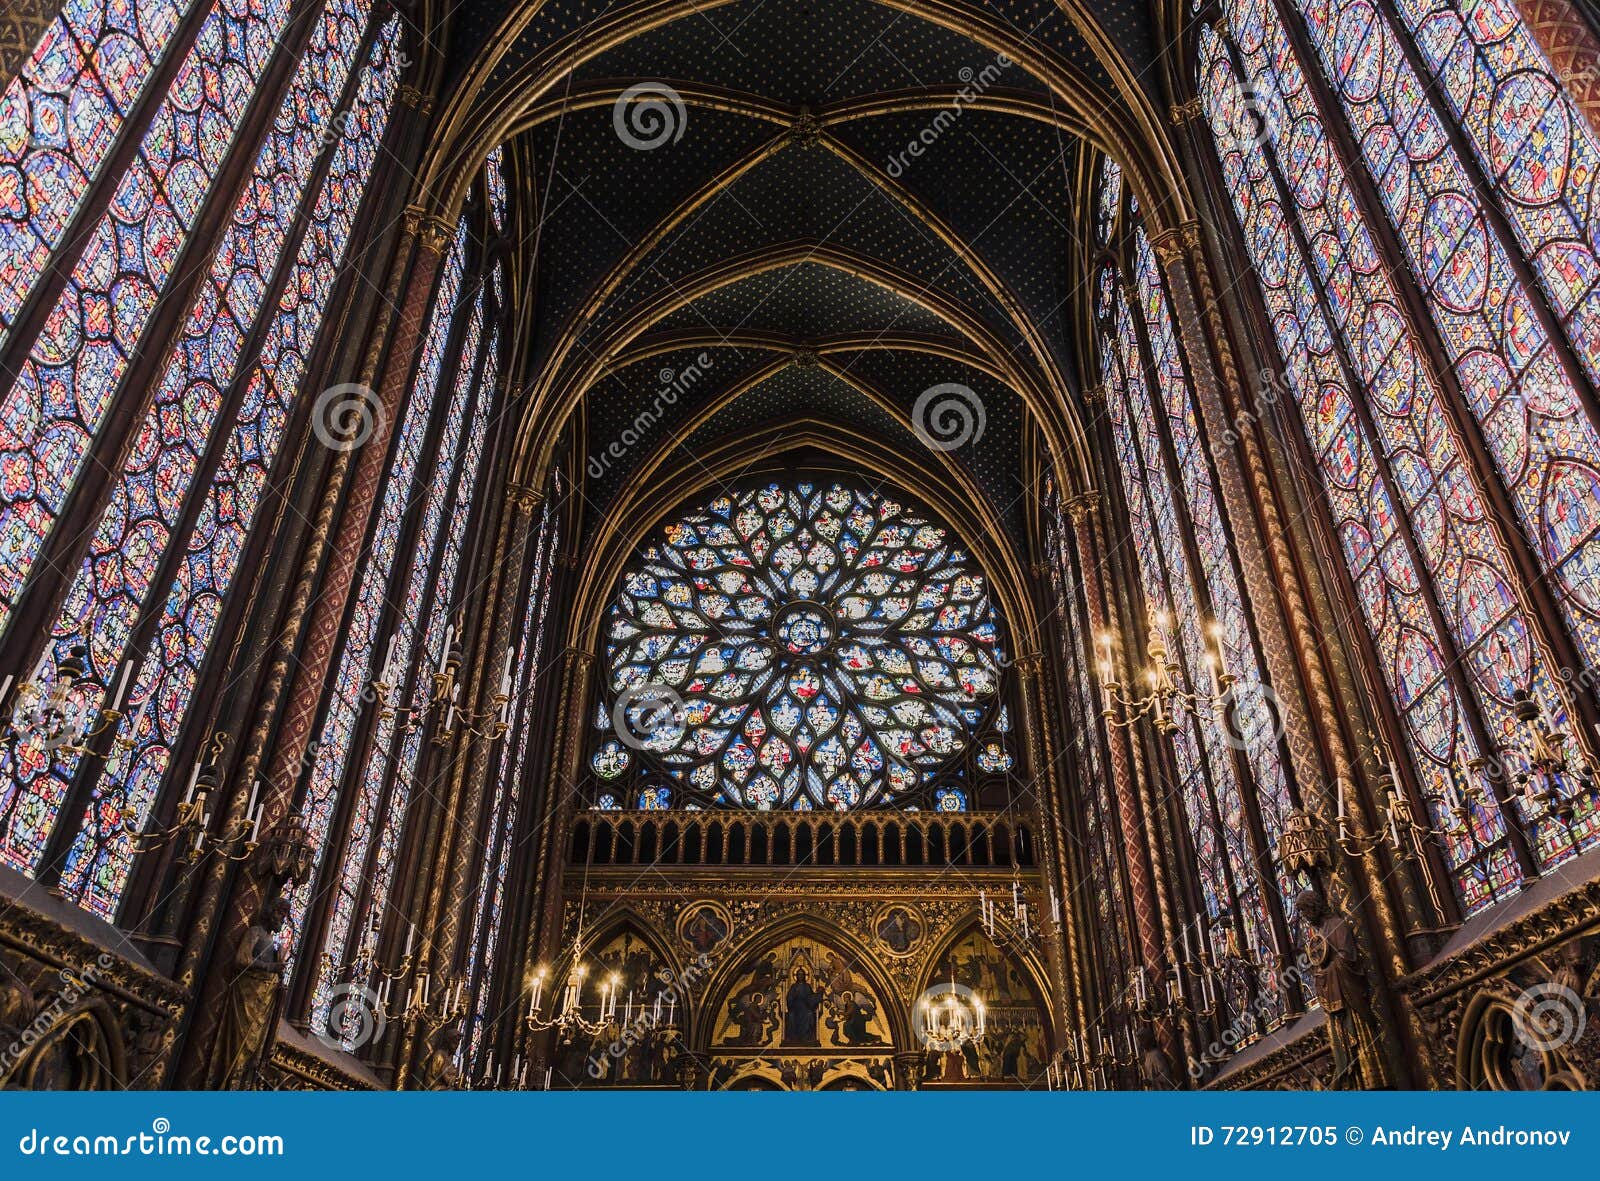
xmin=403 ymin=207 xmax=454 ymax=254
xmin=1081 ymin=384 xmax=1108 ymax=408
xmin=396 ymin=84 xmax=434 ymax=114
xmin=1063 ymin=491 xmax=1101 ymax=523
xmin=1169 ymin=98 xmax=1204 ymax=125
xmin=506 ymin=482 xmax=545 ymax=513
xmin=1148 ymin=227 xmax=1186 ymax=268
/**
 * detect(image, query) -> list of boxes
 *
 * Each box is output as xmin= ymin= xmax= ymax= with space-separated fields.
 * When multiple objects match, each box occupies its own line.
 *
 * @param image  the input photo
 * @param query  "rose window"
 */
xmin=599 ymin=480 xmax=1005 ymax=809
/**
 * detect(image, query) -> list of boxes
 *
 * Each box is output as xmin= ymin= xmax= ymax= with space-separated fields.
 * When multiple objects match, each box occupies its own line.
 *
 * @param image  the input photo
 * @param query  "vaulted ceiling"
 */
xmin=421 ymin=0 xmax=1189 ymax=546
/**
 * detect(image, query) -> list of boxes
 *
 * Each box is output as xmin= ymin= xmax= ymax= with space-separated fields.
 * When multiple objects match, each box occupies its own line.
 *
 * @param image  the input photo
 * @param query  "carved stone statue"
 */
xmin=416 ymin=1024 xmax=462 ymax=1091
xmin=1294 ymin=889 xmax=1384 ymax=1089
xmin=212 ymin=897 xmax=289 ymax=1089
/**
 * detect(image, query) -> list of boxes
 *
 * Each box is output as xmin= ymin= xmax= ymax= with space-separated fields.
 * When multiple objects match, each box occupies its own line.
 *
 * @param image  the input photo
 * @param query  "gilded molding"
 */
xmin=1169 ymin=98 xmax=1203 ymax=126
xmin=396 ymin=84 xmax=435 ymax=114
xmin=403 ymin=207 xmax=454 ymax=254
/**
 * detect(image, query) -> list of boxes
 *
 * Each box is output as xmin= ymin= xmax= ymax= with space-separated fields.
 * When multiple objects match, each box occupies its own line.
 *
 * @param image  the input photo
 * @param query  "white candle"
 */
xmin=439 ymin=625 xmax=454 ymax=673
xmin=130 ymin=689 xmax=151 ymax=734
xmin=110 ymin=661 xmax=132 ymax=713
xmin=666 ymin=996 xmax=675 ymax=1026
xmin=245 ymin=779 xmax=259 ymax=820
xmin=249 ymin=804 xmax=262 ymax=844
xmin=500 ymin=650 xmax=513 ymax=696
xmin=405 ymin=923 xmax=416 ymax=956
xmin=544 ymin=1067 xmax=552 ymax=1091
xmin=183 ymin=761 xmax=201 ymax=805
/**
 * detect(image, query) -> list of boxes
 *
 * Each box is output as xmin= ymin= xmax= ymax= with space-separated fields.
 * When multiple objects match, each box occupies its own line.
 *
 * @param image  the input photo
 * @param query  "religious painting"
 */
xmin=711 ymin=936 xmax=890 ymax=1051
xmin=550 ymin=926 xmax=686 ymax=1087
xmin=873 ymin=904 xmax=925 ymax=957
xmin=676 ymin=901 xmax=732 ymax=955
xmin=920 ymin=928 xmax=1049 ymax=1086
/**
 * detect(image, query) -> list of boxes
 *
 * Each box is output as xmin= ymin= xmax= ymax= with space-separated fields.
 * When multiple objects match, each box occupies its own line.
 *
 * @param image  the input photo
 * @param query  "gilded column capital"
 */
xmin=403 ymin=206 xmax=454 ymax=254
xmin=506 ymin=482 xmax=544 ymax=513
xmin=1063 ymin=491 xmax=1100 ymax=523
xmin=1169 ymin=97 xmax=1203 ymax=125
xmin=396 ymin=84 xmax=434 ymax=114
xmin=1082 ymin=384 xmax=1108 ymax=408
xmin=1012 ymin=652 xmax=1045 ymax=678
xmin=1148 ymin=227 xmax=1186 ymax=267
xmin=1179 ymin=219 xmax=1205 ymax=253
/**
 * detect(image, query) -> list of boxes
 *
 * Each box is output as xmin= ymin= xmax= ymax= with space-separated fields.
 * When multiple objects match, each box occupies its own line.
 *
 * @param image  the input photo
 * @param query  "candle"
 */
xmin=1387 ymin=791 xmax=1402 ymax=847
xmin=1336 ymin=774 xmax=1346 ymax=833
xmin=245 ymin=779 xmax=259 ymax=822
xmin=420 ymin=973 xmax=429 ymax=1008
xmin=129 ymin=689 xmax=150 ymax=735
xmin=384 ymin=633 xmax=399 ymax=679
xmin=405 ymin=923 xmax=416 ymax=956
xmin=500 ymin=650 xmax=513 ymax=696
xmin=110 ymin=661 xmax=132 ymax=713
xmin=544 ymin=1067 xmax=552 ymax=1091
xmin=666 ymin=996 xmax=675 ymax=1026
xmin=183 ymin=761 xmax=201 ymax=805
xmin=0 ymin=673 xmax=13 ymax=705
xmin=625 ymin=990 xmax=634 ymax=1024
xmin=1182 ymin=921 xmax=1194 ymax=964
xmin=439 ymin=625 xmax=454 ymax=673
xmin=1204 ymin=653 xmax=1220 ymax=699
xmin=249 ymin=804 xmax=262 ymax=844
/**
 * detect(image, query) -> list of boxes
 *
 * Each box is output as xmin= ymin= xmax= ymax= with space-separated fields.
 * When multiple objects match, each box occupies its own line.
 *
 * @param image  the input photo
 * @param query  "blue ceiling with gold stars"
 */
xmin=438 ymin=1 xmax=1163 ymax=546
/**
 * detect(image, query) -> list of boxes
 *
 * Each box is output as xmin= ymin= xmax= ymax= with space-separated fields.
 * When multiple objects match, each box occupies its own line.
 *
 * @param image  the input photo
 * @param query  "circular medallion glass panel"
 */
xmin=602 ymin=480 xmax=1004 ymax=808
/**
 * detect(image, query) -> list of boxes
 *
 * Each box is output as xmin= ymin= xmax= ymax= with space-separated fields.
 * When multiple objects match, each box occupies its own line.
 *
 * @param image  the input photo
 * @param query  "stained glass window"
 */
xmin=0 ymin=0 xmax=295 ymax=640
xmin=1202 ymin=0 xmax=1600 ymax=906
xmin=0 ymin=0 xmax=197 ymax=341
xmin=597 ymin=480 xmax=1005 ymax=810
xmin=1097 ymin=256 xmax=1283 ymax=1002
xmin=0 ymin=5 xmax=402 ymax=910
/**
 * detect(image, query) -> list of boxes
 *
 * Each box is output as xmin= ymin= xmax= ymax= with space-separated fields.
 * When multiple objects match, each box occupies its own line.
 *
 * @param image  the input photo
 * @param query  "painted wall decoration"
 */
xmin=919 ymin=928 xmax=1049 ymax=1086
xmin=712 ymin=935 xmax=890 ymax=1051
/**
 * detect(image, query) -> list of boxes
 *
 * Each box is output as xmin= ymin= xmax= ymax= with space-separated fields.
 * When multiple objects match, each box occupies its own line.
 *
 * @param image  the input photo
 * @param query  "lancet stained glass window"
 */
xmin=1200 ymin=0 xmax=1600 ymax=908
xmin=0 ymin=4 xmax=402 ymax=913
xmin=599 ymin=480 xmax=1004 ymax=810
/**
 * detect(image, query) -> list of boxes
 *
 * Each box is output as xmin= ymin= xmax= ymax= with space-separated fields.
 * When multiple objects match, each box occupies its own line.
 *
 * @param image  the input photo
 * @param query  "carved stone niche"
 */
xmin=0 ymin=865 xmax=185 ymax=1089
xmin=1446 ymin=940 xmax=1599 ymax=1091
xmin=1404 ymin=856 xmax=1600 ymax=1091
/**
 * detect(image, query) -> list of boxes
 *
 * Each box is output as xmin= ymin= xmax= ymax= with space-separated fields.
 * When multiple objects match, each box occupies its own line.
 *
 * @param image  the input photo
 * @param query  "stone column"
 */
xmin=1064 ymin=491 xmax=1177 ymax=1070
